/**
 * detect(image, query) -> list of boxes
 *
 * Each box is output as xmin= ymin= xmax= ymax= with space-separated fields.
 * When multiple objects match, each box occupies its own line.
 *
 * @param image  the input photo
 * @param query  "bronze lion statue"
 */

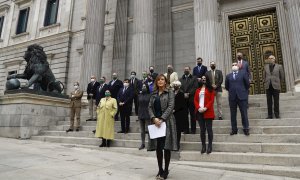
xmin=7 ymin=44 xmax=63 ymax=93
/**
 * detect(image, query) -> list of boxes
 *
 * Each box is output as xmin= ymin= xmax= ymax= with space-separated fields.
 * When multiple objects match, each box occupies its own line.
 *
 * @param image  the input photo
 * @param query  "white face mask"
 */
xmin=123 ymin=83 xmax=129 ymax=87
xmin=90 ymin=78 xmax=95 ymax=82
xmin=232 ymin=66 xmax=239 ymax=72
xmin=74 ymin=85 xmax=79 ymax=89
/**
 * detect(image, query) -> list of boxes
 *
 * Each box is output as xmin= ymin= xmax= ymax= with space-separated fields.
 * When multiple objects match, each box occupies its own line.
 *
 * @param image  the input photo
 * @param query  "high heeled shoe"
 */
xmin=201 ymin=145 xmax=206 ymax=154
xmin=207 ymin=144 xmax=212 ymax=154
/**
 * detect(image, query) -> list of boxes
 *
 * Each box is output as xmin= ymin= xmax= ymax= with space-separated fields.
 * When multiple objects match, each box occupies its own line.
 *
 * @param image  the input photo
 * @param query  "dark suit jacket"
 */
xmin=95 ymin=84 xmax=109 ymax=106
xmin=205 ymin=69 xmax=223 ymax=92
xmin=149 ymin=72 xmax=158 ymax=81
xmin=225 ymin=71 xmax=250 ymax=101
xmin=264 ymin=63 xmax=284 ymax=90
xmin=117 ymin=86 xmax=134 ymax=113
xmin=87 ymin=81 xmax=100 ymax=99
xmin=173 ymin=90 xmax=188 ymax=128
xmin=179 ymin=74 xmax=198 ymax=102
xmin=193 ymin=65 xmax=208 ymax=78
xmin=130 ymin=78 xmax=141 ymax=95
xmin=108 ymin=79 xmax=123 ymax=99
xmin=237 ymin=60 xmax=251 ymax=79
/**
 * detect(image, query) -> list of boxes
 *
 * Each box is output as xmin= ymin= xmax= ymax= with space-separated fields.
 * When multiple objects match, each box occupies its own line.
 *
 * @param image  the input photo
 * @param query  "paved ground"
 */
xmin=0 ymin=138 xmax=296 ymax=180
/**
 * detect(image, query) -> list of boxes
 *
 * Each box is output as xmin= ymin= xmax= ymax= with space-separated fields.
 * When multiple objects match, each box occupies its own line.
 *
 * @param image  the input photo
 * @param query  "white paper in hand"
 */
xmin=148 ymin=122 xmax=166 ymax=139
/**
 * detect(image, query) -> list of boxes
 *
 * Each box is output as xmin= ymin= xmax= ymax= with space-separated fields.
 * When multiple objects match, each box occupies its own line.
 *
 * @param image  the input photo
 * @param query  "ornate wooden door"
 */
xmin=229 ymin=11 xmax=286 ymax=94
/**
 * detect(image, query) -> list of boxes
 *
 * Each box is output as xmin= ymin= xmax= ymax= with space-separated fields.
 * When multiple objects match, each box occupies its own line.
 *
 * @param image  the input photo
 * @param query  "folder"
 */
xmin=148 ymin=122 xmax=166 ymax=139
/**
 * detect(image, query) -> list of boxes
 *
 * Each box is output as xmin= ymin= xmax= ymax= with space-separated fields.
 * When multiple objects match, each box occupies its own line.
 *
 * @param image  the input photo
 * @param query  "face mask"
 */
xmin=197 ymin=63 xmax=202 ymax=66
xmin=143 ymin=74 xmax=147 ymax=79
xmin=74 ymin=85 xmax=79 ymax=89
xmin=237 ymin=56 xmax=242 ymax=60
xmin=174 ymin=86 xmax=179 ymax=90
xmin=150 ymin=69 xmax=154 ymax=73
xmin=112 ymin=76 xmax=117 ymax=80
xmin=142 ymin=88 xmax=147 ymax=93
xmin=91 ymin=78 xmax=95 ymax=82
xmin=232 ymin=66 xmax=239 ymax=72
xmin=147 ymin=78 xmax=152 ymax=82
xmin=123 ymin=83 xmax=129 ymax=87
xmin=167 ymin=68 xmax=172 ymax=73
xmin=211 ymin=65 xmax=216 ymax=70
xmin=184 ymin=71 xmax=189 ymax=75
xmin=99 ymin=80 xmax=104 ymax=84
xmin=130 ymin=74 xmax=136 ymax=79
xmin=105 ymin=92 xmax=111 ymax=97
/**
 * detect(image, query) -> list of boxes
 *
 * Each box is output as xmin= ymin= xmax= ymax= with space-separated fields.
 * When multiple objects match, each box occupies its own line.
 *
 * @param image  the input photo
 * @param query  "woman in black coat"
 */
xmin=173 ymin=81 xmax=188 ymax=150
xmin=138 ymin=84 xmax=151 ymax=150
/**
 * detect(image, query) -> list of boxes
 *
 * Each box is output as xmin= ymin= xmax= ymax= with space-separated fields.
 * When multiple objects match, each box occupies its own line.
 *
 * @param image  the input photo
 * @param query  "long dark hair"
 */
xmin=198 ymin=75 xmax=213 ymax=92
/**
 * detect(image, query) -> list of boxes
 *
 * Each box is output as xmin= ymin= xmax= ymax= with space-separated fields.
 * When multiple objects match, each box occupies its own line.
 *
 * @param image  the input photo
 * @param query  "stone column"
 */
xmin=132 ymin=0 xmax=154 ymax=77
xmin=80 ymin=0 xmax=106 ymax=89
xmin=194 ymin=0 xmax=219 ymax=65
xmin=285 ymin=0 xmax=300 ymax=92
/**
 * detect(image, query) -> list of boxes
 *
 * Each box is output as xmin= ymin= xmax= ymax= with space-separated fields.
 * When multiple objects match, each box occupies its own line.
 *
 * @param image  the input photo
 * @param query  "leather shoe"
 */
xmin=75 ymin=128 xmax=79 ymax=132
xmin=66 ymin=129 xmax=73 ymax=133
xmin=117 ymin=130 xmax=125 ymax=133
xmin=275 ymin=115 xmax=280 ymax=119
xmin=92 ymin=130 xmax=96 ymax=134
xmin=243 ymin=129 xmax=250 ymax=136
xmin=218 ymin=117 xmax=223 ymax=120
xmin=266 ymin=116 xmax=273 ymax=119
xmin=162 ymin=170 xmax=169 ymax=179
xmin=138 ymin=144 xmax=145 ymax=150
xmin=230 ymin=131 xmax=238 ymax=135
xmin=201 ymin=145 xmax=206 ymax=154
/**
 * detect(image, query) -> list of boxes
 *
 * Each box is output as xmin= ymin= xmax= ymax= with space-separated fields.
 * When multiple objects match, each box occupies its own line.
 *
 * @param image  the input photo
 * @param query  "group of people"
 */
xmin=66 ymin=52 xmax=284 ymax=180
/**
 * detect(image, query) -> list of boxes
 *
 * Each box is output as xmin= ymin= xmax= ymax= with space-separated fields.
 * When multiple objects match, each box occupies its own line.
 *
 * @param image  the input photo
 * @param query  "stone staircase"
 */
xmin=31 ymin=93 xmax=300 ymax=178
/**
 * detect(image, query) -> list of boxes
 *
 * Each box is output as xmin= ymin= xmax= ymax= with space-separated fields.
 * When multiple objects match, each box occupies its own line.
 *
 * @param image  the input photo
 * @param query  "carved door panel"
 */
xmin=229 ymin=11 xmax=286 ymax=94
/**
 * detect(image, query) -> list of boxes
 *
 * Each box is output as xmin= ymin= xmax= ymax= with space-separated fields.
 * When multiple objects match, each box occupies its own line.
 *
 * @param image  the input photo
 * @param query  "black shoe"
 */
xmin=230 ymin=131 xmax=238 ymax=135
xmin=75 ymin=128 xmax=79 ymax=132
xmin=125 ymin=129 xmax=130 ymax=134
xmin=266 ymin=116 xmax=273 ymax=119
xmin=275 ymin=115 xmax=280 ymax=119
xmin=162 ymin=170 xmax=169 ymax=179
xmin=99 ymin=140 xmax=106 ymax=147
xmin=243 ymin=129 xmax=250 ymax=136
xmin=106 ymin=140 xmax=111 ymax=147
xmin=156 ymin=170 xmax=164 ymax=179
xmin=207 ymin=144 xmax=212 ymax=154
xmin=66 ymin=129 xmax=73 ymax=133
xmin=139 ymin=144 xmax=145 ymax=150
xmin=92 ymin=130 xmax=96 ymax=134
xmin=218 ymin=117 xmax=223 ymax=120
xmin=117 ymin=130 xmax=125 ymax=133
xmin=201 ymin=145 xmax=206 ymax=154
xmin=86 ymin=119 xmax=92 ymax=121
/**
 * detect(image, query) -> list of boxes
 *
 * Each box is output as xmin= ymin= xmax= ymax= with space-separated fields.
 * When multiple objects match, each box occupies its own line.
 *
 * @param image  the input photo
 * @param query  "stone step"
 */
xmin=30 ymin=135 xmax=300 ymax=154
xmin=42 ymin=131 xmax=300 ymax=143
xmin=30 ymin=136 xmax=300 ymax=166
xmin=50 ymin=125 xmax=300 ymax=134
xmin=58 ymin=118 xmax=300 ymax=127
xmin=173 ymin=161 xmax=300 ymax=179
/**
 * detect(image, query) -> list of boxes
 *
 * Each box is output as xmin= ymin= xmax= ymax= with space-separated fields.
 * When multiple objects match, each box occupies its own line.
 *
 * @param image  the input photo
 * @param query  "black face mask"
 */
xmin=142 ymin=88 xmax=147 ymax=93
xmin=211 ymin=65 xmax=216 ymax=70
xmin=198 ymin=81 xmax=204 ymax=87
xmin=150 ymin=69 xmax=154 ymax=73
xmin=197 ymin=63 xmax=202 ymax=66
xmin=167 ymin=68 xmax=173 ymax=73
xmin=184 ymin=71 xmax=189 ymax=75
xmin=237 ymin=56 xmax=242 ymax=60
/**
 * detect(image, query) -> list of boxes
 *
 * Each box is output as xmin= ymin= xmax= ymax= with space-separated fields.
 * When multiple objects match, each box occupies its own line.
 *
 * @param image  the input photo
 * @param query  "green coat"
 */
xmin=95 ymin=97 xmax=117 ymax=140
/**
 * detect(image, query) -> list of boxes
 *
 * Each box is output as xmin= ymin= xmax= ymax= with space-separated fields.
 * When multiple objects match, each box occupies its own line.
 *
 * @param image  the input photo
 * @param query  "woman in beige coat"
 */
xmin=95 ymin=90 xmax=118 ymax=147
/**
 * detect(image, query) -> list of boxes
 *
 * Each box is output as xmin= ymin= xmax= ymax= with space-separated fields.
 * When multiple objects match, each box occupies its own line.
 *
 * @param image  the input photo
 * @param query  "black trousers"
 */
xmin=131 ymin=94 xmax=139 ymax=115
xmin=120 ymin=108 xmax=130 ymax=132
xmin=197 ymin=112 xmax=213 ymax=146
xmin=186 ymin=100 xmax=196 ymax=133
xmin=229 ymin=98 xmax=249 ymax=132
xmin=266 ymin=84 xmax=280 ymax=117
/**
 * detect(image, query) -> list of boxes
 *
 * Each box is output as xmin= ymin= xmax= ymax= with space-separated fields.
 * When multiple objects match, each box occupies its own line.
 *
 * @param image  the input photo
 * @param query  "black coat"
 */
xmin=129 ymin=78 xmax=141 ymax=95
xmin=117 ymin=86 xmax=134 ymax=115
xmin=95 ymin=84 xmax=109 ymax=106
xmin=138 ymin=93 xmax=151 ymax=120
xmin=173 ymin=90 xmax=188 ymax=131
xmin=193 ymin=65 xmax=208 ymax=79
xmin=108 ymin=79 xmax=123 ymax=99
xmin=87 ymin=81 xmax=100 ymax=99
xmin=179 ymin=74 xmax=198 ymax=103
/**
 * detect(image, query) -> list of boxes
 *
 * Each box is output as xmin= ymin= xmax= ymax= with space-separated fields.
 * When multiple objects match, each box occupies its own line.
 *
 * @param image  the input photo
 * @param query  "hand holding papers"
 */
xmin=148 ymin=122 xmax=166 ymax=139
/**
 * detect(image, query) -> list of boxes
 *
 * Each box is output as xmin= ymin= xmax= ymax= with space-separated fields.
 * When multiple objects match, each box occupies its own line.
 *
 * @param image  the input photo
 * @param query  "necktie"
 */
xmin=233 ymin=72 xmax=237 ymax=80
xmin=123 ymin=88 xmax=126 ymax=94
xmin=212 ymin=71 xmax=215 ymax=85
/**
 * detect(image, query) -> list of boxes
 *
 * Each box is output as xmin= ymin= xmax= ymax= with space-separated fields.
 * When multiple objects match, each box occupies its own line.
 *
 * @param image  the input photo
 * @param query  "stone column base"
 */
xmin=0 ymin=93 xmax=70 ymax=139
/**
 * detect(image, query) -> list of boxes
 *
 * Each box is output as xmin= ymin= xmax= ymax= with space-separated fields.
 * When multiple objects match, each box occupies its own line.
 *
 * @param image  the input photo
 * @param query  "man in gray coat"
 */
xmin=264 ymin=55 xmax=285 ymax=119
xmin=206 ymin=61 xmax=223 ymax=120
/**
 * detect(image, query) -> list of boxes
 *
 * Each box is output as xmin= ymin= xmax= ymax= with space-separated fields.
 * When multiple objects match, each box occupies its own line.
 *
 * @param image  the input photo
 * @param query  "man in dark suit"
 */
xmin=117 ymin=79 xmax=134 ymax=133
xmin=236 ymin=52 xmax=251 ymax=80
xmin=86 ymin=75 xmax=100 ymax=121
xmin=193 ymin=57 xmax=208 ymax=82
xmin=264 ymin=55 xmax=285 ymax=119
xmin=180 ymin=66 xmax=198 ymax=134
xmin=149 ymin=66 xmax=158 ymax=81
xmin=206 ymin=61 xmax=224 ymax=120
xmin=225 ymin=62 xmax=250 ymax=136
xmin=129 ymin=71 xmax=141 ymax=115
xmin=108 ymin=73 xmax=123 ymax=120
xmin=95 ymin=77 xmax=109 ymax=106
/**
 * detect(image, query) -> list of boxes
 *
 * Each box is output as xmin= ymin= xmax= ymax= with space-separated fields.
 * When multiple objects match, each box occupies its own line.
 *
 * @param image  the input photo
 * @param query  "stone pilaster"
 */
xmin=285 ymin=0 xmax=300 ymax=91
xmin=155 ymin=0 xmax=173 ymax=74
xmin=80 ymin=0 xmax=106 ymax=89
xmin=132 ymin=0 xmax=154 ymax=77
xmin=194 ymin=0 xmax=219 ymax=65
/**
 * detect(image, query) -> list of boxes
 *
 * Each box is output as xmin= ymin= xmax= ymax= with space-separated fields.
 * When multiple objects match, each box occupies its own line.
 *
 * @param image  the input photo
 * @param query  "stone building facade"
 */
xmin=0 ymin=0 xmax=299 ymax=95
